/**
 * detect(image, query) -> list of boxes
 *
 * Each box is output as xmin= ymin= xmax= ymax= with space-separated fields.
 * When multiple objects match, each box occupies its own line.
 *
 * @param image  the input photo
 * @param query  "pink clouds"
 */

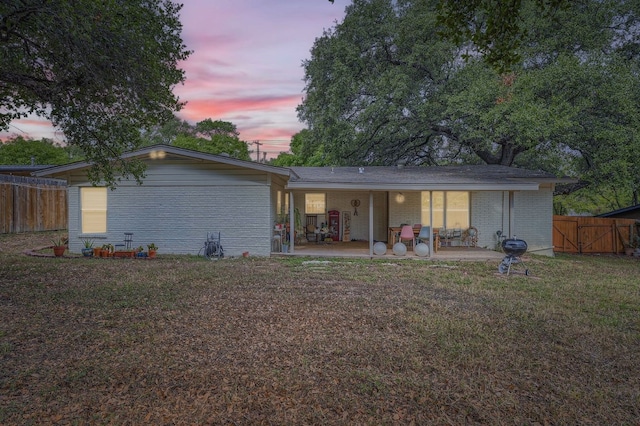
xmin=0 ymin=117 xmax=62 ymax=143
xmin=1 ymin=0 xmax=349 ymax=156
xmin=173 ymin=0 xmax=349 ymax=151
xmin=183 ymin=95 xmax=301 ymax=118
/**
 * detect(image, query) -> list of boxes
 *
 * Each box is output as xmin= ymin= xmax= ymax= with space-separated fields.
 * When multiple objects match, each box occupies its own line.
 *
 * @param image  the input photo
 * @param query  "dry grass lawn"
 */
xmin=1 ymin=231 xmax=639 ymax=425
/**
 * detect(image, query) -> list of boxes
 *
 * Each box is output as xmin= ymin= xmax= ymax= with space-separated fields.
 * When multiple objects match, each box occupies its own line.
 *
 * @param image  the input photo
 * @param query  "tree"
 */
xmin=139 ymin=115 xmax=194 ymax=147
xmin=271 ymin=129 xmax=327 ymax=166
xmin=0 ymin=0 xmax=190 ymax=187
xmin=141 ymin=117 xmax=251 ymax=161
xmin=300 ymin=0 xmax=640 ymax=210
xmin=0 ymin=136 xmax=82 ymax=165
xmin=329 ymin=0 xmax=569 ymax=72
xmin=435 ymin=0 xmax=569 ymax=73
xmin=172 ymin=119 xmax=251 ymax=161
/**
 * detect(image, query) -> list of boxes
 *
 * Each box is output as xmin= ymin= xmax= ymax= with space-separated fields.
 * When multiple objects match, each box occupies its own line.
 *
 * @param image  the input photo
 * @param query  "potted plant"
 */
xmin=81 ymin=238 xmax=94 ymax=257
xmin=147 ymin=243 xmax=158 ymax=258
xmin=101 ymin=243 xmax=114 ymax=257
xmin=51 ymin=237 xmax=66 ymax=257
xmin=136 ymin=245 xmax=147 ymax=258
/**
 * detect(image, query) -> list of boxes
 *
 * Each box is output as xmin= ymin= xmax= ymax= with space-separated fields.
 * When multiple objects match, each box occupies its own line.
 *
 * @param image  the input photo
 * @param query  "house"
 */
xmin=596 ymin=204 xmax=640 ymax=221
xmin=0 ymin=165 xmax=56 ymax=177
xmin=35 ymin=144 xmax=569 ymax=258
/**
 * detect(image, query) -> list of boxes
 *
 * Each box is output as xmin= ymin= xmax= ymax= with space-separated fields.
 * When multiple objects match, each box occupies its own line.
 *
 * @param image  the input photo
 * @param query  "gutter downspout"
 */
xmin=509 ymin=191 xmax=515 ymax=238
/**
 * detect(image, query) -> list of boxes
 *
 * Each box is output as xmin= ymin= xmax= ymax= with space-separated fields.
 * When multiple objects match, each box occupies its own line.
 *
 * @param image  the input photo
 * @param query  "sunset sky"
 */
xmin=1 ymin=0 xmax=349 ymax=158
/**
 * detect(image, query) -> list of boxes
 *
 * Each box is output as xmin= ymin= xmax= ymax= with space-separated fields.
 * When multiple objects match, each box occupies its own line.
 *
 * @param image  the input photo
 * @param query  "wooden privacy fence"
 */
xmin=553 ymin=215 xmax=638 ymax=254
xmin=0 ymin=175 xmax=67 ymax=234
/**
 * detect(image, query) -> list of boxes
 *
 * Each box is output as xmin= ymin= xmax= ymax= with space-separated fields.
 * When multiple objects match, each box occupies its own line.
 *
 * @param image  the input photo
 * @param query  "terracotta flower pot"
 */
xmin=148 ymin=249 xmax=157 ymax=259
xmin=53 ymin=246 xmax=66 ymax=257
xmin=93 ymin=248 xmax=102 ymax=257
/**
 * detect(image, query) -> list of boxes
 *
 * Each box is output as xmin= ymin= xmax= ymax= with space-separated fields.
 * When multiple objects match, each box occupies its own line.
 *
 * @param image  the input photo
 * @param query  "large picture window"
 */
xmin=421 ymin=191 xmax=469 ymax=229
xmin=81 ymin=187 xmax=107 ymax=233
xmin=305 ymin=193 xmax=325 ymax=214
xmin=445 ymin=191 xmax=469 ymax=229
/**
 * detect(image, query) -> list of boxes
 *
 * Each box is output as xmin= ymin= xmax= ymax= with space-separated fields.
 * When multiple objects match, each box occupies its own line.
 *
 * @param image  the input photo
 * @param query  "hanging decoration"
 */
xmin=350 ymin=199 xmax=360 ymax=216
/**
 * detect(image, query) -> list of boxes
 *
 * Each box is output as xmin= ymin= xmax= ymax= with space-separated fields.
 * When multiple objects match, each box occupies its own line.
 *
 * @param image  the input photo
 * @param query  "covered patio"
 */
xmin=276 ymin=240 xmax=505 ymax=261
xmin=275 ymin=164 xmax=564 ymax=259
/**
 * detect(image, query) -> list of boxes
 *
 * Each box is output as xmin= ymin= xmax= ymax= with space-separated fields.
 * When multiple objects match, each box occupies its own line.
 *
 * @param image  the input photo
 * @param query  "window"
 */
xmin=277 ymin=190 xmax=282 ymax=214
xmin=81 ymin=187 xmax=107 ymax=233
xmin=284 ymin=192 xmax=289 ymax=214
xmin=421 ymin=191 xmax=469 ymax=229
xmin=446 ymin=191 xmax=469 ymax=229
xmin=305 ymin=193 xmax=325 ymax=214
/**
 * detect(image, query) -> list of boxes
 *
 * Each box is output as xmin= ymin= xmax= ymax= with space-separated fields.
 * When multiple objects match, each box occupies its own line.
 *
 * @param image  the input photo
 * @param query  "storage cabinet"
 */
xmin=328 ymin=210 xmax=340 ymax=241
xmin=342 ymin=211 xmax=351 ymax=242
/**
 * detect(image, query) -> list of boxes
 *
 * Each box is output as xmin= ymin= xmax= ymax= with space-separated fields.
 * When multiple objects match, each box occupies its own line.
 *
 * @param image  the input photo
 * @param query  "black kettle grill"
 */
xmin=499 ymin=237 xmax=529 ymax=275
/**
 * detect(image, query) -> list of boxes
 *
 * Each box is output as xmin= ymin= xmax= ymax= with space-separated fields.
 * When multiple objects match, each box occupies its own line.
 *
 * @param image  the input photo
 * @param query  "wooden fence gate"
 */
xmin=0 ymin=175 xmax=67 ymax=234
xmin=553 ymin=215 xmax=638 ymax=254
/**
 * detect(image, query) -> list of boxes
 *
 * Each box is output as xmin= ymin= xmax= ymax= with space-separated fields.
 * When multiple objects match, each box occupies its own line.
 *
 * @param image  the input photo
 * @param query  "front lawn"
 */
xmin=1 ymin=232 xmax=639 ymax=424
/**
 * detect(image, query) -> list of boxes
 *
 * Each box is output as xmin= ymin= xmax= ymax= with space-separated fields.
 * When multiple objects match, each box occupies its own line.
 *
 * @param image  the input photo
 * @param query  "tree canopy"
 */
xmin=301 ymin=0 xmax=640 ymax=211
xmin=271 ymin=129 xmax=326 ymax=167
xmin=0 ymin=136 xmax=82 ymax=165
xmin=435 ymin=0 xmax=569 ymax=73
xmin=0 ymin=0 xmax=190 ymax=186
xmin=141 ymin=117 xmax=251 ymax=161
xmin=329 ymin=0 xmax=570 ymax=73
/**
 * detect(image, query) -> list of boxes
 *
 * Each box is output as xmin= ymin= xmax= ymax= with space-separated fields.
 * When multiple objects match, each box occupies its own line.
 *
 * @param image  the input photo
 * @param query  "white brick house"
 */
xmin=36 ymin=145 xmax=566 ymax=257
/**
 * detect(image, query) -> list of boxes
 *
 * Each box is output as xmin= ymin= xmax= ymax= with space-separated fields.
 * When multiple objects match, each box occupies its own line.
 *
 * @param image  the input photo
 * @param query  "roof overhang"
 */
xmin=33 ymin=144 xmax=290 ymax=178
xmin=285 ymin=165 xmax=574 ymax=192
xmin=285 ymin=182 xmax=540 ymax=191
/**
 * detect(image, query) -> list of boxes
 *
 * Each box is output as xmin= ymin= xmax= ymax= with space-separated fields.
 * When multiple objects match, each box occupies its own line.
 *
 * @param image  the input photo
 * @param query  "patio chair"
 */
xmin=452 ymin=228 xmax=462 ymax=246
xmin=114 ymin=232 xmax=133 ymax=252
xmin=272 ymin=234 xmax=282 ymax=252
xmin=305 ymin=215 xmax=318 ymax=242
xmin=439 ymin=227 xmax=448 ymax=246
xmin=124 ymin=232 xmax=133 ymax=250
xmin=417 ymin=226 xmax=431 ymax=245
xmin=464 ymin=226 xmax=478 ymax=247
xmin=398 ymin=225 xmax=415 ymax=250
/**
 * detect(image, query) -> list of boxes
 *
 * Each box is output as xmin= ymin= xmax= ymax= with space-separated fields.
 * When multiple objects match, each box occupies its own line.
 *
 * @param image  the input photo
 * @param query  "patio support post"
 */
xmin=289 ymin=191 xmax=295 ymax=253
xmin=429 ymin=191 xmax=433 ymax=258
xmin=369 ymin=191 xmax=374 ymax=258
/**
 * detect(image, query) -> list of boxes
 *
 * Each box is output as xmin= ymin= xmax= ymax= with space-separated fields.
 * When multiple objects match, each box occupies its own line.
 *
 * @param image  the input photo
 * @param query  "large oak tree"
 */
xmin=1 ymin=0 xmax=190 ymax=186
xmin=300 ymin=0 xmax=640 ymax=210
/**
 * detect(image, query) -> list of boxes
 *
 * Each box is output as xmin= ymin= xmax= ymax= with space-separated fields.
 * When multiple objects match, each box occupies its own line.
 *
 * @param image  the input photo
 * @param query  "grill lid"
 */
xmin=502 ymin=238 xmax=528 ymax=256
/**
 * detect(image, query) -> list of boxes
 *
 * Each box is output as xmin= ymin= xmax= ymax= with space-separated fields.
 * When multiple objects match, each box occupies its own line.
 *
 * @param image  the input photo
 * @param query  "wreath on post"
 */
xmin=350 ymin=199 xmax=360 ymax=216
